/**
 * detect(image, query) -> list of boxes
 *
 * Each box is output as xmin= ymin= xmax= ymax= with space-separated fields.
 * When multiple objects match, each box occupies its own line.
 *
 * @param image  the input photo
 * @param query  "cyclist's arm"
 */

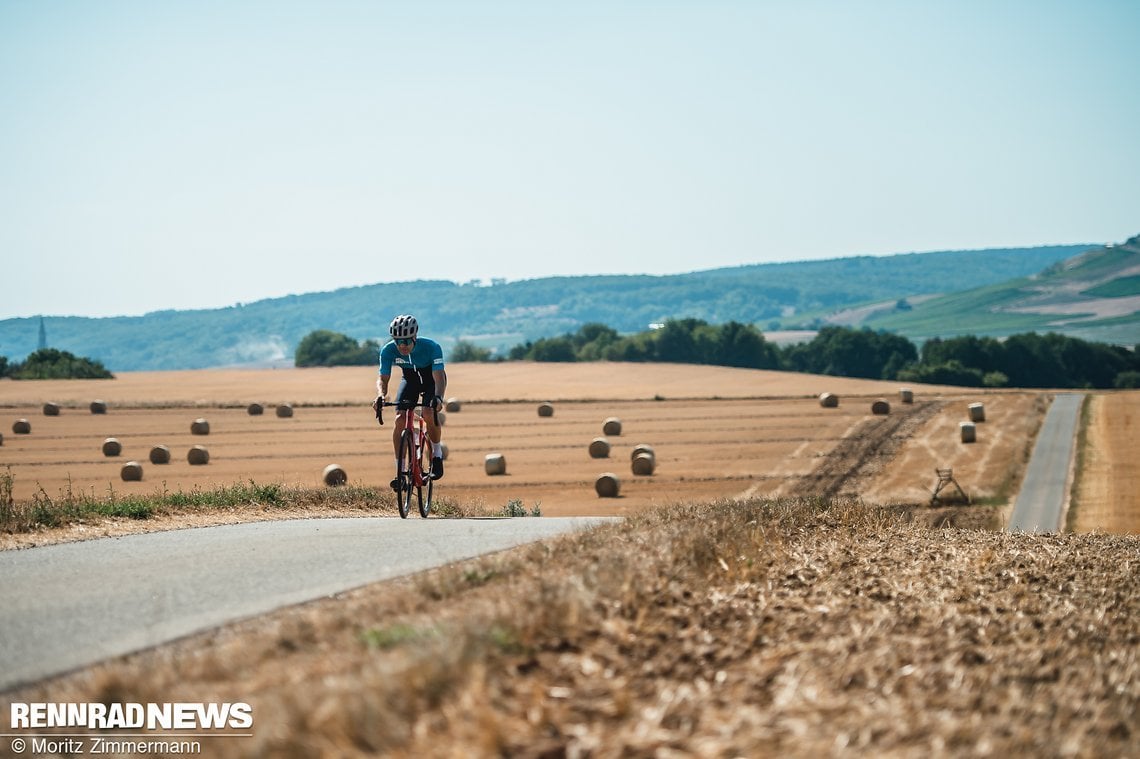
xmin=433 ymin=368 xmax=447 ymax=405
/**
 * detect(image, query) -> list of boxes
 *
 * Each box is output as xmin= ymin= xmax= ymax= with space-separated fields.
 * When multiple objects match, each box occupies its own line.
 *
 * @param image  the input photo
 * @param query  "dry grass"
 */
xmin=4 ymin=498 xmax=1136 ymax=758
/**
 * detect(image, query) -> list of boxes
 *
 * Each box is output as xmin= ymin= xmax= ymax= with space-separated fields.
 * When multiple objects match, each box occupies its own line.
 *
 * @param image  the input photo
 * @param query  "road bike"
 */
xmin=375 ymin=398 xmax=438 ymax=518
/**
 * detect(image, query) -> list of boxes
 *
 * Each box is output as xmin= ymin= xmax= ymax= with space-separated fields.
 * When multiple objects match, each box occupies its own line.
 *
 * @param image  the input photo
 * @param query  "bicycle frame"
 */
xmin=376 ymin=398 xmax=438 ymax=518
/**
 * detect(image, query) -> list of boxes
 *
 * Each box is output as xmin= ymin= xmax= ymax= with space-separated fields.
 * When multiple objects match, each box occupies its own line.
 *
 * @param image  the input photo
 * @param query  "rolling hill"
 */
xmin=0 ymin=241 xmax=1121 ymax=371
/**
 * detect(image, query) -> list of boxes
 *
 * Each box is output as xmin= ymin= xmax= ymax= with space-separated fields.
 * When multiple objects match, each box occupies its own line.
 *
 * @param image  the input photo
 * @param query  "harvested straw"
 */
xmin=247 ymin=403 xmax=264 ymax=416
xmin=149 ymin=445 xmax=171 ymax=464
xmin=588 ymin=438 xmax=611 ymax=459
xmin=484 ymin=453 xmax=507 ymax=475
xmin=445 ymin=398 xmax=461 ymax=412
xmin=187 ymin=445 xmax=210 ymax=465
xmin=120 ymin=462 xmax=143 ymax=482
xmin=90 ymin=400 xmax=108 ymax=414
xmin=190 ymin=418 xmax=210 ymax=435
xmin=322 ymin=464 xmax=348 ymax=487
xmin=631 ymin=444 xmax=655 ymax=462
xmin=899 ymin=388 xmax=914 ymax=404
xmin=595 ymin=473 xmax=621 ymax=498
xmin=276 ymin=404 xmax=294 ymax=418
xmin=819 ymin=392 xmax=839 ymax=408
xmin=12 ymin=419 xmax=31 ymax=434
xmin=102 ymin=438 xmax=122 ymax=457
xmin=968 ymin=403 xmax=986 ymax=422
xmin=602 ymin=417 xmax=622 ymax=436
xmin=537 ymin=402 xmax=554 ymax=417
xmin=871 ymin=399 xmax=891 ymax=415
xmin=43 ymin=402 xmax=60 ymax=416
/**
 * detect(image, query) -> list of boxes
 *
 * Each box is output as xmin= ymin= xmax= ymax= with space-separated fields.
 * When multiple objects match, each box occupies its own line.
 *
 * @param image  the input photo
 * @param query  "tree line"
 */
xmin=0 ymin=349 xmax=114 ymax=380
xmin=456 ymin=321 xmax=1140 ymax=390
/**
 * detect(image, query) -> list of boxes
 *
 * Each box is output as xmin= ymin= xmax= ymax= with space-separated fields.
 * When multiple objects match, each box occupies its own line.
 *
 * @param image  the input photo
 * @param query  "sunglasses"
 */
xmin=395 ymin=338 xmax=414 ymax=346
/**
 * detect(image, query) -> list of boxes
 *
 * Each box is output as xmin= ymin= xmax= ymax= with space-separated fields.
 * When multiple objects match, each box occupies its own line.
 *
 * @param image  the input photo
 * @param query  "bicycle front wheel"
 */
xmin=397 ymin=430 xmax=415 ymax=519
xmin=419 ymin=439 xmax=433 ymax=518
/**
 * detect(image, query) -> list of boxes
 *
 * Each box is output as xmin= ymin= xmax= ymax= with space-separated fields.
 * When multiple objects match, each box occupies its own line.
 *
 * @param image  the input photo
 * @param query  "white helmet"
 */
xmin=389 ymin=314 xmax=419 ymax=339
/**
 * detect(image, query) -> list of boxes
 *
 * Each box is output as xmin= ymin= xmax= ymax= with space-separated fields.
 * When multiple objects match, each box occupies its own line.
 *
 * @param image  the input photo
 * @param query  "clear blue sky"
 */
xmin=2 ymin=1 xmax=1137 ymax=319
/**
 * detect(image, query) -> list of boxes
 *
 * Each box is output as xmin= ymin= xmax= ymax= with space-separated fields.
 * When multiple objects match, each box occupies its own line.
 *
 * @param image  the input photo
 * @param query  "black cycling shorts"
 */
xmin=395 ymin=367 xmax=435 ymax=410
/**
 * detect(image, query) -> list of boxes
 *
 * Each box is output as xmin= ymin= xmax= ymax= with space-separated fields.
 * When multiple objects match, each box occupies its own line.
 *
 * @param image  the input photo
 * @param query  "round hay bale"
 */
xmin=43 ymin=402 xmax=60 ymax=416
xmin=445 ymin=397 xmax=461 ymax=412
xmin=322 ymin=464 xmax=347 ymax=487
xmin=187 ymin=445 xmax=210 ymax=465
xmin=247 ymin=403 xmax=264 ymax=416
xmin=12 ymin=419 xmax=31 ymax=434
xmin=819 ymin=392 xmax=839 ymax=408
xmin=871 ymin=399 xmax=891 ymax=415
xmin=436 ymin=411 xmax=447 ymax=427
xmin=631 ymin=444 xmax=656 ymax=462
xmin=484 ymin=453 xmax=507 ymax=476
xmin=90 ymin=400 xmax=108 ymax=414
xmin=120 ymin=461 xmax=143 ymax=482
xmin=602 ymin=417 xmax=622 ymax=436
xmin=149 ymin=445 xmax=171 ymax=464
xmin=0 ymin=432 xmax=3 ymax=446
xmin=899 ymin=388 xmax=914 ymax=404
xmin=632 ymin=452 xmax=656 ymax=476
xmin=276 ymin=404 xmax=294 ymax=418
xmin=588 ymin=437 xmax=611 ymax=458
xmin=968 ymin=402 xmax=986 ymax=423
xmin=440 ymin=442 xmax=449 ymax=460
xmin=190 ymin=418 xmax=210 ymax=435
xmin=101 ymin=438 xmax=122 ymax=457
xmin=595 ymin=473 xmax=621 ymax=498
xmin=537 ymin=402 xmax=554 ymax=418
xmin=960 ymin=421 xmax=977 ymax=443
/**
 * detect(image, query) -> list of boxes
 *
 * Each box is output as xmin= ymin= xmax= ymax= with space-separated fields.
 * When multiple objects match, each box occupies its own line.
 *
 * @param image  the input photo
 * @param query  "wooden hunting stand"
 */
xmin=931 ymin=467 xmax=970 ymax=506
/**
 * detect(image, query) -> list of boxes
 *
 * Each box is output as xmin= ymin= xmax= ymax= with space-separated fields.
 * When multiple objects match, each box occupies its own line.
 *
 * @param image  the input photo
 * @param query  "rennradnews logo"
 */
xmin=9 ymin=702 xmax=253 ymax=730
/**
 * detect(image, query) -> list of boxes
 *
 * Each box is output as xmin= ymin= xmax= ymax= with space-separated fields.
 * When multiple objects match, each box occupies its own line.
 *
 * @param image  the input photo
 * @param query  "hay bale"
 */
xmin=602 ymin=417 xmax=623 ymax=436
xmin=537 ymin=402 xmax=554 ymax=418
xmin=276 ymin=404 xmax=294 ymax=418
xmin=120 ymin=461 xmax=143 ymax=482
xmin=12 ymin=419 xmax=31 ymax=434
xmin=445 ymin=397 xmax=461 ymax=412
xmin=871 ymin=399 xmax=891 ymax=415
xmin=899 ymin=388 xmax=914 ymax=404
xmin=187 ymin=445 xmax=210 ymax=465
xmin=440 ymin=442 xmax=449 ymax=460
xmin=322 ymin=464 xmax=348 ymax=487
xmin=595 ymin=473 xmax=621 ymax=498
xmin=190 ymin=418 xmax=210 ymax=435
xmin=819 ymin=392 xmax=839 ymax=408
xmin=588 ymin=437 xmax=611 ymax=458
xmin=149 ymin=445 xmax=171 ymax=464
xmin=90 ymin=400 xmax=108 ymax=414
xmin=436 ymin=411 xmax=447 ymax=427
xmin=484 ymin=453 xmax=507 ymax=476
xmin=0 ymin=432 xmax=3 ymax=446
xmin=631 ymin=444 xmax=656 ymax=463
xmin=968 ymin=402 xmax=986 ymax=422
xmin=247 ymin=403 xmax=264 ymax=416
xmin=43 ymin=402 xmax=60 ymax=416
xmin=960 ymin=421 xmax=977 ymax=443
xmin=102 ymin=438 xmax=122 ymax=457
xmin=632 ymin=452 xmax=656 ymax=476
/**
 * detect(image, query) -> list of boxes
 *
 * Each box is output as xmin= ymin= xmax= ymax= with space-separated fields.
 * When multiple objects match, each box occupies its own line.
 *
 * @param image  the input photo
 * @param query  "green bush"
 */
xmin=295 ymin=330 xmax=380 ymax=367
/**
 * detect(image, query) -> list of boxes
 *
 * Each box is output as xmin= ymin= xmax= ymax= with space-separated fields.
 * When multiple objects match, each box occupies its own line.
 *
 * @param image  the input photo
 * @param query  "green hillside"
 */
xmin=0 ymin=242 xmax=1105 ymax=371
xmin=859 ymin=235 xmax=1140 ymax=345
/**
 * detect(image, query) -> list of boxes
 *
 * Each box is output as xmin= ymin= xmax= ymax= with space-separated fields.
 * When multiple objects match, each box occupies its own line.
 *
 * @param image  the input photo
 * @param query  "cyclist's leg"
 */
xmin=390 ymin=376 xmax=420 ymax=488
xmin=416 ymin=369 xmax=444 ymax=478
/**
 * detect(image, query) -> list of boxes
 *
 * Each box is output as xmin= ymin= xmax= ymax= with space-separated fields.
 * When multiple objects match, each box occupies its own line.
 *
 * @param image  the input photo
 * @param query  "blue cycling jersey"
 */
xmin=379 ymin=337 xmax=445 ymax=377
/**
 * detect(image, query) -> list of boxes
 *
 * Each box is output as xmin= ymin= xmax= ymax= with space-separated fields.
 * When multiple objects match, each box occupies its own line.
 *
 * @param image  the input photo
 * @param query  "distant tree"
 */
xmin=0 ymin=355 xmax=8 ymax=377
xmin=1115 ymin=371 xmax=1140 ymax=389
xmin=528 ymin=336 xmax=577 ymax=362
xmin=295 ymin=330 xmax=379 ymax=367
xmin=8 ymin=348 xmax=114 ymax=379
xmin=451 ymin=340 xmax=493 ymax=362
xmin=897 ymin=360 xmax=985 ymax=387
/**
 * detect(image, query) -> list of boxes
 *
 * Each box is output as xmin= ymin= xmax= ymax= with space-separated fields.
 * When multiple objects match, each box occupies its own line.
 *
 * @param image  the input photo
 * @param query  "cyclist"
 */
xmin=373 ymin=314 xmax=447 ymax=488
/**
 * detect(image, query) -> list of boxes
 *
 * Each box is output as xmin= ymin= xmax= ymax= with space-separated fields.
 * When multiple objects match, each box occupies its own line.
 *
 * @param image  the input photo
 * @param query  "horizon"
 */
xmin=3 ymin=2 xmax=1138 ymax=320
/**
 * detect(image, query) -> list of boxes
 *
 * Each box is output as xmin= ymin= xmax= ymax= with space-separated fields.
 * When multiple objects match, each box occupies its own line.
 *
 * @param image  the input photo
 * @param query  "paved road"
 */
xmin=0 ymin=516 xmax=616 ymax=692
xmin=1007 ymin=393 xmax=1085 ymax=534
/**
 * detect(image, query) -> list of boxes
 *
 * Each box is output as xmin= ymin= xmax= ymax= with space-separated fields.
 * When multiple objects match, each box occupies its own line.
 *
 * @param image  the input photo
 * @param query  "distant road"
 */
xmin=0 ymin=516 xmax=616 ymax=692
xmin=1007 ymin=393 xmax=1085 ymax=534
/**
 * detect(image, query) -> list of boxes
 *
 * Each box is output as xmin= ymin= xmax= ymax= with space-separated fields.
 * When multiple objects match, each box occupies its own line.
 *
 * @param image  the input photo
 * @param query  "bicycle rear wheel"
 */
xmin=397 ymin=430 xmax=415 ymax=519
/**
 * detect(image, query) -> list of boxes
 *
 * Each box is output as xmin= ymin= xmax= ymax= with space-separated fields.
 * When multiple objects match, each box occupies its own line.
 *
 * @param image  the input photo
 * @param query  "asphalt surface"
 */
xmin=1007 ymin=393 xmax=1085 ymax=534
xmin=0 ymin=516 xmax=617 ymax=692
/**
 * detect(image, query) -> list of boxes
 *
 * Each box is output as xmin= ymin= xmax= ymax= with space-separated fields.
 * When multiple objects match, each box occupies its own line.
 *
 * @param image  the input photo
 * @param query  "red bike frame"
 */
xmin=376 ymin=398 xmax=438 ymax=518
